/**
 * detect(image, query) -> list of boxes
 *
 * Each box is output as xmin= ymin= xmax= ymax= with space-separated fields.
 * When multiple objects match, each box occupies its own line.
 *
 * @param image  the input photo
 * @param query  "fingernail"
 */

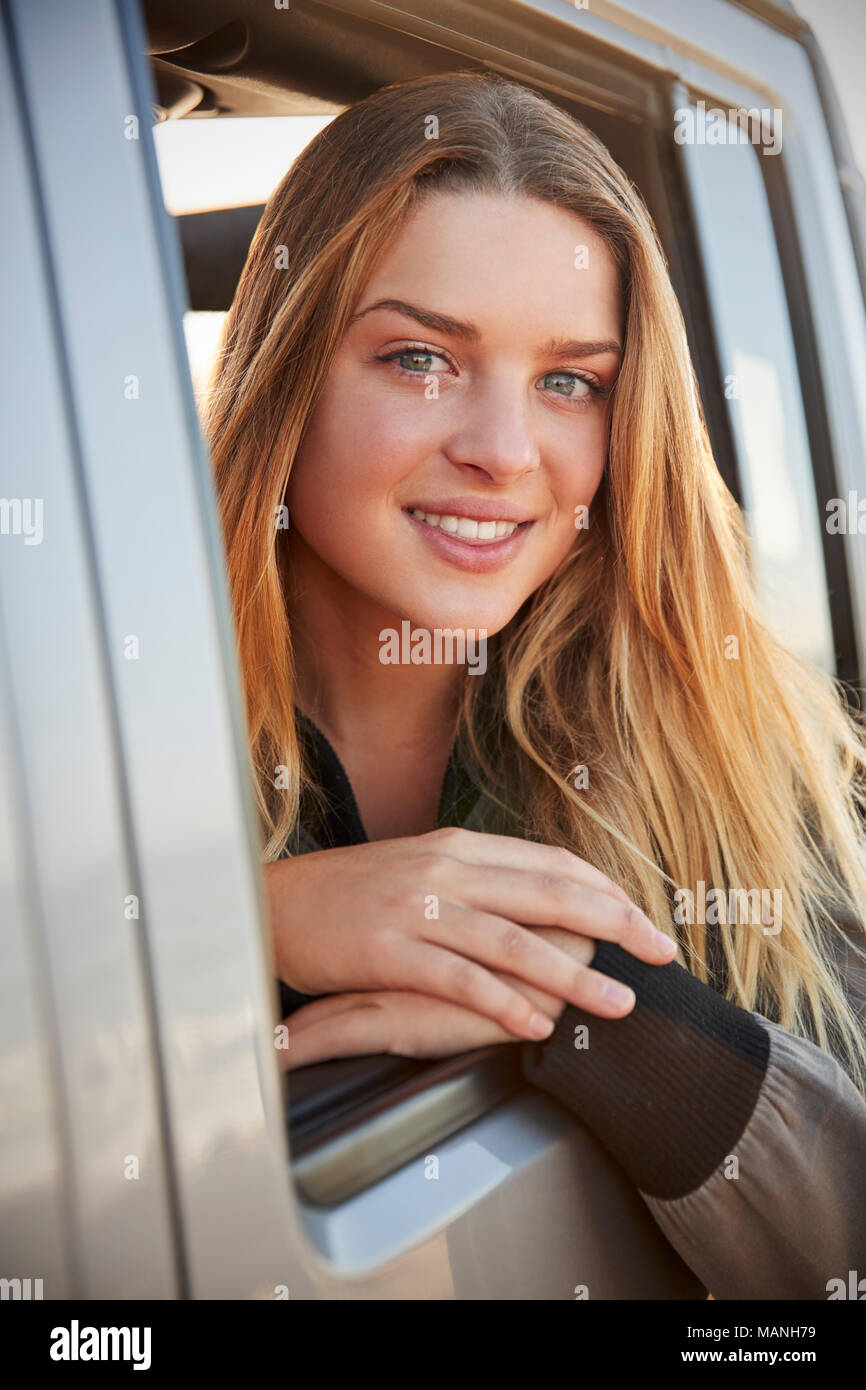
xmin=530 ymin=1012 xmax=555 ymax=1038
xmin=603 ymin=981 xmax=635 ymax=1008
xmin=655 ymin=930 xmax=676 ymax=955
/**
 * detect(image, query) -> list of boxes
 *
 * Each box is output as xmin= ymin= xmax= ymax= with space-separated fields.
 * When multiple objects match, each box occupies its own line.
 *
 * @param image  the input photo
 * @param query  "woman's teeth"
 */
xmin=408 ymin=508 xmax=519 ymax=541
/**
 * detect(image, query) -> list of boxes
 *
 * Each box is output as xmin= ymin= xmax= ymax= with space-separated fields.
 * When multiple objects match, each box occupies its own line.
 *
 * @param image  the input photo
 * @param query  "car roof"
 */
xmin=146 ymin=0 xmax=807 ymax=124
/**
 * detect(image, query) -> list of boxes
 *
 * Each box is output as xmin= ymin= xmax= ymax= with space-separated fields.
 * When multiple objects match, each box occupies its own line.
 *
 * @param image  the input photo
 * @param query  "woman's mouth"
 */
xmin=403 ymin=506 xmax=534 ymax=572
xmin=407 ymin=507 xmax=522 ymax=542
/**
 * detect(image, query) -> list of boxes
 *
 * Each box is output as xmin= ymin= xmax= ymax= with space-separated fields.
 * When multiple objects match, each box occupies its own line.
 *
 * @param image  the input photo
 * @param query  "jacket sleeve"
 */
xmin=520 ymin=932 xmax=866 ymax=1299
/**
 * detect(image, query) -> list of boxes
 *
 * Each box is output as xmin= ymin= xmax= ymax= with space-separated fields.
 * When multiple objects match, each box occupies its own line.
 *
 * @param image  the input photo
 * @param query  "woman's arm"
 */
xmin=264 ymin=827 xmax=676 ymax=1042
xmin=520 ymin=931 xmax=866 ymax=1300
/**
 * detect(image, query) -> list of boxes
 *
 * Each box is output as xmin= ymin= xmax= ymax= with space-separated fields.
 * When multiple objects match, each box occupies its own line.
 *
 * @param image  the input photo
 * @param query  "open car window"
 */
xmin=156 ymin=43 xmax=861 ymax=1222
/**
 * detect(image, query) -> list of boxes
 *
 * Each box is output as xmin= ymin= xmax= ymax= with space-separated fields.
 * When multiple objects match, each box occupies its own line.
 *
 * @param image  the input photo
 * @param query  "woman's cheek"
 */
xmin=545 ymin=454 xmax=606 ymax=554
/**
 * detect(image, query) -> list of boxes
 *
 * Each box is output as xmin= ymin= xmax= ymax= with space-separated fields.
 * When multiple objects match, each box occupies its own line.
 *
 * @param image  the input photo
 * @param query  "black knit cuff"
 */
xmin=520 ymin=940 xmax=770 ymax=1199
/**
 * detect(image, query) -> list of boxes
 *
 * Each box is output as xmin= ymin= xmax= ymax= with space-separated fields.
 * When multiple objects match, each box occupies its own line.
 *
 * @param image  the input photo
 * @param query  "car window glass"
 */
xmin=678 ymin=104 xmax=836 ymax=673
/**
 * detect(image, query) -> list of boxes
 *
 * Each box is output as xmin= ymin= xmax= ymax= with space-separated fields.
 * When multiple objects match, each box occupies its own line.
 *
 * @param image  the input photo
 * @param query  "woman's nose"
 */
xmin=441 ymin=375 xmax=541 ymax=484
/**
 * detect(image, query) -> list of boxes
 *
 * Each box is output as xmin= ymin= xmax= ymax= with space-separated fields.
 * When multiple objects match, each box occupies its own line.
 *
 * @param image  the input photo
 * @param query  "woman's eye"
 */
xmin=376 ymin=351 xmax=608 ymax=403
xmin=538 ymin=370 xmax=599 ymax=402
xmin=378 ymin=347 xmax=451 ymax=375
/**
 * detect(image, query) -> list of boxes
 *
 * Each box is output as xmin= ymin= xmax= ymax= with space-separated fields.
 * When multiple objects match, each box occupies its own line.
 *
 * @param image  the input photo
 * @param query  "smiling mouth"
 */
xmin=404 ymin=507 xmax=532 ymax=545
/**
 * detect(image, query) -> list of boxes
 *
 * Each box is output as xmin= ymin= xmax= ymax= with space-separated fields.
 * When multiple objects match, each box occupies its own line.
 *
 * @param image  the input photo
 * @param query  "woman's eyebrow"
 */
xmin=349 ymin=298 xmax=479 ymax=340
xmin=350 ymin=297 xmax=621 ymax=358
xmin=539 ymin=336 xmax=621 ymax=360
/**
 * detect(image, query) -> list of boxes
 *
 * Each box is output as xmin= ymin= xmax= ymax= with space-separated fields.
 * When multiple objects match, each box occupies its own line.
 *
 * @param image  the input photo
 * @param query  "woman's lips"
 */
xmin=403 ymin=507 xmax=534 ymax=573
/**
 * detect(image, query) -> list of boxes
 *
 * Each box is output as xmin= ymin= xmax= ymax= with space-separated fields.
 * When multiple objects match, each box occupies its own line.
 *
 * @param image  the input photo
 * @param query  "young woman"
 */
xmin=205 ymin=72 xmax=866 ymax=1299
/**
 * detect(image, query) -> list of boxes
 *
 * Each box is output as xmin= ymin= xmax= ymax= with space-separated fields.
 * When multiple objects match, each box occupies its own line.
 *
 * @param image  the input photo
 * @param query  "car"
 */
xmin=2 ymin=0 xmax=864 ymax=1300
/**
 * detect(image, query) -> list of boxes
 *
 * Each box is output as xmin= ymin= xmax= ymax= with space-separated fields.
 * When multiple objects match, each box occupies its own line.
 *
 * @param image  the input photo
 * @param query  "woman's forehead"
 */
xmin=355 ymin=190 xmax=623 ymax=344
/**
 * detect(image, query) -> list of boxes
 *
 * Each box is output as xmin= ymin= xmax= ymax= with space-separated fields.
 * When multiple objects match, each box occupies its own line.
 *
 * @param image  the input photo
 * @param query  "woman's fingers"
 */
xmin=484 ymin=938 xmax=635 ymax=1016
xmin=423 ymin=826 xmax=635 ymax=907
xmin=462 ymin=924 xmax=638 ymax=1018
xmin=281 ymin=942 xmax=564 ymax=1045
xmin=278 ymin=991 xmax=511 ymax=1071
xmin=486 ymin=965 xmax=566 ymax=1018
xmin=397 ymin=941 xmax=562 ymax=1041
xmin=279 ymin=921 xmax=645 ymax=1073
xmin=431 ymin=904 xmax=629 ymax=1016
xmin=400 ymin=922 xmax=636 ymax=1030
xmin=528 ymin=924 xmax=638 ymax=1014
xmin=280 ymin=990 xmax=370 ymax=1030
xmin=427 ymin=861 xmax=674 ymax=965
xmin=279 ymin=994 xmax=392 ymax=1069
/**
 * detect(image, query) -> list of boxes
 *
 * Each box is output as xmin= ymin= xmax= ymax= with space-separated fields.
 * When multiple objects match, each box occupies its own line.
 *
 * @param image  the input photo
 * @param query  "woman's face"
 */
xmin=286 ymin=191 xmax=622 ymax=638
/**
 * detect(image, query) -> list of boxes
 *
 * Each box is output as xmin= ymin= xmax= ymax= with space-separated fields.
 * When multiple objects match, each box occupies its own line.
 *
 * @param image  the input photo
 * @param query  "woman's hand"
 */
xmin=279 ymin=925 xmax=577 ymax=1071
xmin=265 ymin=827 xmax=676 ymax=1043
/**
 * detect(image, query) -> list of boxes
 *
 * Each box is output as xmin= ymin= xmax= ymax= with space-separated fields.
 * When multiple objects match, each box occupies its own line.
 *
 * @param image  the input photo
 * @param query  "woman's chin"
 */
xmin=382 ymin=599 xmax=518 ymax=642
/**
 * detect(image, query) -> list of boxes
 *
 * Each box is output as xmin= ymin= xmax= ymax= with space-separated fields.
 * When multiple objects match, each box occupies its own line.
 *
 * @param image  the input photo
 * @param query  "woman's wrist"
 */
xmin=262 ymin=858 xmax=305 ymax=991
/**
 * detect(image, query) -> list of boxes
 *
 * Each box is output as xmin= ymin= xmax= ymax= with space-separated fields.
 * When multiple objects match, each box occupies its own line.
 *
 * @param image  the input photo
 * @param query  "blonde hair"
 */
xmin=204 ymin=71 xmax=866 ymax=1091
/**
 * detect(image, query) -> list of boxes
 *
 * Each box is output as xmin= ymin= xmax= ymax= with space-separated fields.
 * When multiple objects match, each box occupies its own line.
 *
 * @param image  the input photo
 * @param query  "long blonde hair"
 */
xmin=204 ymin=71 xmax=866 ymax=1091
